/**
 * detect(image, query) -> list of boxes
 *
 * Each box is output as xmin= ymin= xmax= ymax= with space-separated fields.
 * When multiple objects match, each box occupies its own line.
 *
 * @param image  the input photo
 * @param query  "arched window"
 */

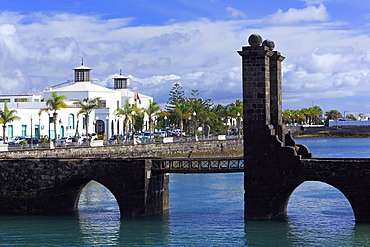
xmin=68 ymin=114 xmax=75 ymax=129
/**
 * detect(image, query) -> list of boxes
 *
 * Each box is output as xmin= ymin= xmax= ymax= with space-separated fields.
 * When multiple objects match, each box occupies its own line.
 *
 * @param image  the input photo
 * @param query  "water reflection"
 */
xmin=286 ymin=181 xmax=356 ymax=246
xmin=78 ymin=181 xmax=121 ymax=246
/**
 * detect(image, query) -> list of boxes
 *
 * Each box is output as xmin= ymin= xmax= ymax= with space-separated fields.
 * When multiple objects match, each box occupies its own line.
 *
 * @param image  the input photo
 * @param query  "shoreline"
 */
xmin=288 ymin=125 xmax=370 ymax=139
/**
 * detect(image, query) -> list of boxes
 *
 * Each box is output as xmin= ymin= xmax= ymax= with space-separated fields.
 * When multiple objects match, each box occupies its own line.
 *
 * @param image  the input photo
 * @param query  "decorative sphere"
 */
xmin=262 ymin=39 xmax=275 ymax=51
xmin=248 ymin=34 xmax=262 ymax=47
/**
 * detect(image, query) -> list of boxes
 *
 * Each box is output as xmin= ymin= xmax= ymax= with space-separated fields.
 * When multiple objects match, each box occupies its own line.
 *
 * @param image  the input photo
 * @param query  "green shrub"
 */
xmin=317 ymin=131 xmax=330 ymax=134
xmin=19 ymin=141 xmax=28 ymax=145
xmin=40 ymin=137 xmax=48 ymax=144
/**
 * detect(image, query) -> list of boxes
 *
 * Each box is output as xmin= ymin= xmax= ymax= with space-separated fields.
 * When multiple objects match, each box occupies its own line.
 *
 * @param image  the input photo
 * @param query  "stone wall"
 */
xmin=0 ymin=157 xmax=169 ymax=216
xmin=1 ymin=139 xmax=243 ymax=158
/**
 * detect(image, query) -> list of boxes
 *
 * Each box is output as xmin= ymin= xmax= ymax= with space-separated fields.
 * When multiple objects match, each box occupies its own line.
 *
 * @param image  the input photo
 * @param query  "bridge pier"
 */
xmin=238 ymin=34 xmax=303 ymax=220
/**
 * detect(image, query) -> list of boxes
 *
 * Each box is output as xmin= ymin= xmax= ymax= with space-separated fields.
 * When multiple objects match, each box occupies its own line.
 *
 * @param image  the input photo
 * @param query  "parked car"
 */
xmin=24 ymin=137 xmax=39 ymax=145
xmin=154 ymin=131 xmax=166 ymax=138
xmin=56 ymin=137 xmax=73 ymax=147
xmin=133 ymin=132 xmax=143 ymax=139
xmin=8 ymin=136 xmax=26 ymax=145
xmin=109 ymin=135 xmax=124 ymax=141
xmin=142 ymin=132 xmax=155 ymax=139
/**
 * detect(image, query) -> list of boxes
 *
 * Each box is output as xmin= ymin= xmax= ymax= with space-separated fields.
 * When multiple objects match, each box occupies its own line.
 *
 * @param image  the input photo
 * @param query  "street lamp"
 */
xmin=188 ymin=116 xmax=191 ymax=136
xmin=193 ymin=111 xmax=197 ymax=140
xmin=237 ymin=112 xmax=241 ymax=137
xmin=30 ymin=115 xmax=33 ymax=148
xmin=106 ymin=115 xmax=109 ymax=140
xmin=48 ymin=113 xmax=50 ymax=142
xmin=164 ymin=116 xmax=167 ymax=130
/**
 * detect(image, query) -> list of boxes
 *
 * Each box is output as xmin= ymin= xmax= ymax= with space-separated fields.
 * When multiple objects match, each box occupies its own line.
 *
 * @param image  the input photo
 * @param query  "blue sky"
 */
xmin=1 ymin=0 xmax=370 ymax=117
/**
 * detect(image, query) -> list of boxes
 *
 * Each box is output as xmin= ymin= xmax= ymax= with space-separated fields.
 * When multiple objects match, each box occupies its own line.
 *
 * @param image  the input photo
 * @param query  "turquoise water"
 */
xmin=1 ymin=138 xmax=370 ymax=246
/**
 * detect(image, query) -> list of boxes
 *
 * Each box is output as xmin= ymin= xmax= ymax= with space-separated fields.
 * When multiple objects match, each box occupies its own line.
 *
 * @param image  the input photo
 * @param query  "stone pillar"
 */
xmin=237 ymin=34 xmax=275 ymax=150
xmin=238 ymin=34 xmax=301 ymax=220
xmin=267 ymin=39 xmax=286 ymax=144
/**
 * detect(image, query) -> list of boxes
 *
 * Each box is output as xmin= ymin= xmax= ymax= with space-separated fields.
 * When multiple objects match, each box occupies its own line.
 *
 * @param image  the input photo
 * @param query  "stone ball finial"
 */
xmin=262 ymin=39 xmax=275 ymax=51
xmin=248 ymin=34 xmax=262 ymax=47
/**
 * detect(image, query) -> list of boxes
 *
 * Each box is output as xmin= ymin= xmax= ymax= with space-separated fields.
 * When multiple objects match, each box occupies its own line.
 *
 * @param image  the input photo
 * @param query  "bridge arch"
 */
xmin=78 ymin=180 xmax=120 ymax=216
xmin=50 ymin=177 xmax=124 ymax=216
xmin=287 ymin=181 xmax=354 ymax=221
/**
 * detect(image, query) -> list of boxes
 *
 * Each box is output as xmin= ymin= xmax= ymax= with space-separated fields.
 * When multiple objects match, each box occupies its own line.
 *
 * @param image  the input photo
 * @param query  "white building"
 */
xmin=0 ymin=63 xmax=153 ymax=141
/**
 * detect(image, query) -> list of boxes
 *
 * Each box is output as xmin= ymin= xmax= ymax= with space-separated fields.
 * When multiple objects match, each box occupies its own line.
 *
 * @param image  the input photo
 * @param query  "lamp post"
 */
xmin=164 ymin=116 xmax=167 ymax=130
xmin=30 ymin=115 xmax=33 ymax=148
xmin=188 ymin=117 xmax=191 ymax=137
xmin=38 ymin=115 xmax=41 ymax=140
xmin=48 ymin=113 xmax=50 ymax=142
xmin=237 ymin=112 xmax=240 ymax=138
xmin=193 ymin=111 xmax=197 ymax=140
xmin=106 ymin=115 xmax=109 ymax=140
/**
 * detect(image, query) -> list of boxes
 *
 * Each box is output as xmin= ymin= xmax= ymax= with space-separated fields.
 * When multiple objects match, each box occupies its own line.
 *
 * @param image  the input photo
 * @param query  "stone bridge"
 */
xmin=0 ymin=156 xmax=244 ymax=217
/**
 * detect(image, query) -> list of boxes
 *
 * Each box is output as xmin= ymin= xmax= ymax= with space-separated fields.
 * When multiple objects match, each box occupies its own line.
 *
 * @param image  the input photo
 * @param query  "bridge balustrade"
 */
xmin=152 ymin=157 xmax=244 ymax=173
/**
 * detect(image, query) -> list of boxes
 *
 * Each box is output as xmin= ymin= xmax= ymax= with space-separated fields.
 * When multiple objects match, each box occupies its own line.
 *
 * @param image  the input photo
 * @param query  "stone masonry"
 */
xmin=0 ymin=157 xmax=168 ymax=217
xmin=238 ymin=33 xmax=370 ymax=223
xmin=238 ymin=34 xmax=307 ymax=220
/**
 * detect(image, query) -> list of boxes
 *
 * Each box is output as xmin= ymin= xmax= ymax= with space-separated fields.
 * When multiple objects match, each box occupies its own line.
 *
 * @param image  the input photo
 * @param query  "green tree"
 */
xmin=0 ymin=102 xmax=20 ymax=142
xmin=347 ymin=114 xmax=357 ymax=121
xmin=73 ymin=97 xmax=102 ymax=136
xmin=142 ymin=100 xmax=161 ymax=135
xmin=166 ymin=82 xmax=186 ymax=111
xmin=309 ymin=106 xmax=323 ymax=125
xmin=325 ymin=110 xmax=342 ymax=120
xmin=173 ymin=101 xmax=191 ymax=137
xmin=166 ymin=82 xmax=186 ymax=128
xmin=115 ymin=99 xmax=135 ymax=142
xmin=39 ymin=92 xmax=67 ymax=143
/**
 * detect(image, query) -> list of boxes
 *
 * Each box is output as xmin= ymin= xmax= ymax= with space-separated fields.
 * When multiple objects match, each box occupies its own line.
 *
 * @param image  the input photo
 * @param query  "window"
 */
xmin=15 ymin=98 xmax=29 ymax=102
xmin=68 ymin=114 xmax=75 ymax=129
xmin=22 ymin=125 xmax=27 ymax=136
xmin=82 ymin=115 xmax=86 ymax=129
xmin=34 ymin=98 xmax=40 ymax=102
xmin=0 ymin=99 xmax=10 ymax=102
xmin=98 ymin=100 xmax=106 ymax=108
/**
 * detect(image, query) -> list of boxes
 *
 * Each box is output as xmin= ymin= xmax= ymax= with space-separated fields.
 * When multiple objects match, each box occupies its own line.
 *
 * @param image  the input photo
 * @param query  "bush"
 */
xmin=19 ymin=141 xmax=28 ymax=145
xmin=317 ymin=131 xmax=330 ymax=134
xmin=40 ymin=137 xmax=48 ymax=144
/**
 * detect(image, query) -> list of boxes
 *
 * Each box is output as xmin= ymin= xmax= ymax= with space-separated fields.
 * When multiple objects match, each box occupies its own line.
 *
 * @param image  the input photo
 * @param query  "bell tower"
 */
xmin=73 ymin=59 xmax=92 ymax=82
xmin=113 ymin=70 xmax=128 ymax=89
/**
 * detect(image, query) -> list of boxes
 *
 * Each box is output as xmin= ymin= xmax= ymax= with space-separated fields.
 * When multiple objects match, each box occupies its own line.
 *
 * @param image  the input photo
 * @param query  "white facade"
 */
xmin=0 ymin=64 xmax=153 ymax=141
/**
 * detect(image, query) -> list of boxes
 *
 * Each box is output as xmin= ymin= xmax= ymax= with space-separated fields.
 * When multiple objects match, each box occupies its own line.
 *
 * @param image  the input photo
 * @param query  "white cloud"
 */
xmin=226 ymin=7 xmax=247 ymax=19
xmin=266 ymin=4 xmax=329 ymax=24
xmin=0 ymin=6 xmax=368 ymax=113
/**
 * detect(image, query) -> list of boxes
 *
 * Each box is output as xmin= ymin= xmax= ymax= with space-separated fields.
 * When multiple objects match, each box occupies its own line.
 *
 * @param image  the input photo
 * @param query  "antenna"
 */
xmin=81 ymin=58 xmax=84 ymax=66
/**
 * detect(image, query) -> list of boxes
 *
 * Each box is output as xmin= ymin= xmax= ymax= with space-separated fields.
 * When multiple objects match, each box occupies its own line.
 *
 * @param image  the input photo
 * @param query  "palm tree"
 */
xmin=0 ymin=102 xmax=20 ymax=143
xmin=39 ymin=92 xmax=67 ymax=143
xmin=325 ymin=110 xmax=342 ymax=120
xmin=173 ymin=102 xmax=191 ymax=137
xmin=73 ymin=97 xmax=102 ymax=136
xmin=142 ymin=100 xmax=161 ymax=136
xmin=115 ymin=99 xmax=135 ymax=142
